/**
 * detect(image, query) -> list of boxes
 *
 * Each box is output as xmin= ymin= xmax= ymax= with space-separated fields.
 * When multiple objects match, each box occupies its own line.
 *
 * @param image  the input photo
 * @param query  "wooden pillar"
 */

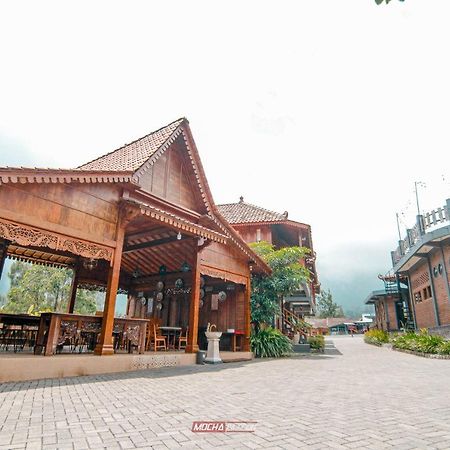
xmin=0 ymin=240 xmax=9 ymax=283
xmin=243 ymin=277 xmax=251 ymax=352
xmin=67 ymin=269 xmax=79 ymax=313
xmin=94 ymin=217 xmax=126 ymax=356
xmin=44 ymin=314 xmax=61 ymax=356
xmin=185 ymin=250 xmax=200 ymax=353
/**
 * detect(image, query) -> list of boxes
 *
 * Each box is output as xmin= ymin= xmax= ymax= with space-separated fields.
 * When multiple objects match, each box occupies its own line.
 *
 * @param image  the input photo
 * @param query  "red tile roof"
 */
xmin=217 ymin=197 xmax=288 ymax=224
xmin=77 ymin=118 xmax=185 ymax=172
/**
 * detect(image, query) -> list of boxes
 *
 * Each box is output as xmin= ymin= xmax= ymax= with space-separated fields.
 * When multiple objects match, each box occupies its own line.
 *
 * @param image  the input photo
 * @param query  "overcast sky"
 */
xmin=0 ymin=0 xmax=449 ymax=314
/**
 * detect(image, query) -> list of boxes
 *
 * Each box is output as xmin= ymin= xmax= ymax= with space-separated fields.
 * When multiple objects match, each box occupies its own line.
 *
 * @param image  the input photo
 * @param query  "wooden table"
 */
xmin=220 ymin=331 xmax=245 ymax=352
xmin=0 ymin=313 xmax=41 ymax=327
xmin=159 ymin=326 xmax=182 ymax=350
xmin=0 ymin=313 xmax=40 ymax=352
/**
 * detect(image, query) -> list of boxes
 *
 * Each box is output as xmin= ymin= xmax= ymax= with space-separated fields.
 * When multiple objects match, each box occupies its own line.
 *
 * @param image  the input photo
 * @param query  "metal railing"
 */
xmin=391 ymin=198 xmax=450 ymax=266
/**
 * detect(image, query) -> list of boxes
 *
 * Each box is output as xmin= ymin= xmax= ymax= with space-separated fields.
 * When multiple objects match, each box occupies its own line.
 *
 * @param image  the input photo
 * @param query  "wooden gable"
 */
xmin=134 ymin=134 xmax=208 ymax=215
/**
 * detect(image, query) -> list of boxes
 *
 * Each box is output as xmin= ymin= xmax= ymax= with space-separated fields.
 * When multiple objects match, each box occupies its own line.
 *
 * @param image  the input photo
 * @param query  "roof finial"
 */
xmin=239 ymin=196 xmax=244 ymax=203
xmin=283 ymin=211 xmax=288 ymax=218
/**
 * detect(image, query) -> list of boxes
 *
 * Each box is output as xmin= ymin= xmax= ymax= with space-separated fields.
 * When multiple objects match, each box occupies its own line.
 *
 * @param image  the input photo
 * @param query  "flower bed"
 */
xmin=391 ymin=331 xmax=450 ymax=355
xmin=365 ymin=329 xmax=450 ymax=357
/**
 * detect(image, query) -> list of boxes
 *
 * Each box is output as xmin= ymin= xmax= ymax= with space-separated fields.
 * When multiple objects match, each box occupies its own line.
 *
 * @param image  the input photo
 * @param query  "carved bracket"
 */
xmin=0 ymin=219 xmax=114 ymax=262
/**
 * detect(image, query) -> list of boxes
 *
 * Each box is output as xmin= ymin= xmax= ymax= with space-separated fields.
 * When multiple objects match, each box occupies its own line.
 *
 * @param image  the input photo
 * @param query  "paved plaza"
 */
xmin=1 ymin=336 xmax=450 ymax=449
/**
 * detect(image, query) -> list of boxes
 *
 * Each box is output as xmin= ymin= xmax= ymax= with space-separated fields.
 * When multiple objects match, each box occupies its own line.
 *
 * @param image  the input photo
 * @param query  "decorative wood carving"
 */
xmin=59 ymin=238 xmax=112 ymax=261
xmin=199 ymin=264 xmax=248 ymax=286
xmin=0 ymin=218 xmax=113 ymax=261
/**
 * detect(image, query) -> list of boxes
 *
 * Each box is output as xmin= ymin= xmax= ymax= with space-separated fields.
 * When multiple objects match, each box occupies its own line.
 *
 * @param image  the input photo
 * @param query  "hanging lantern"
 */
xmin=199 ymin=299 xmax=204 ymax=308
xmin=175 ymin=278 xmax=184 ymax=289
xmin=83 ymin=258 xmax=98 ymax=271
xmin=218 ymin=291 xmax=227 ymax=302
xmin=156 ymin=292 xmax=164 ymax=302
xmin=156 ymin=281 xmax=164 ymax=291
xmin=180 ymin=261 xmax=190 ymax=272
xmin=156 ymin=303 xmax=163 ymax=311
xmin=159 ymin=265 xmax=167 ymax=275
xmin=132 ymin=267 xmax=142 ymax=278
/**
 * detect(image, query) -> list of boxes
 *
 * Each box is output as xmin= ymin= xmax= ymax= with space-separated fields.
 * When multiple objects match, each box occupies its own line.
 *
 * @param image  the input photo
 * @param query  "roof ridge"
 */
xmin=217 ymin=200 xmax=285 ymax=217
xmin=76 ymin=117 xmax=186 ymax=170
xmin=240 ymin=200 xmax=285 ymax=218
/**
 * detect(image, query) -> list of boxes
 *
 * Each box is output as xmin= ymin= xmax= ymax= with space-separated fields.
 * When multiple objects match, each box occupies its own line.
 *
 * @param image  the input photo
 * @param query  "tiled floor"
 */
xmin=1 ymin=336 xmax=450 ymax=449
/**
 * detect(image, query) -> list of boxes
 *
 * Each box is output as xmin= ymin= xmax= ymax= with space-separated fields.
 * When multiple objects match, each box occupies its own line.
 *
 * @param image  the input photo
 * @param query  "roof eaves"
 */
xmin=0 ymin=168 xmax=138 ymax=186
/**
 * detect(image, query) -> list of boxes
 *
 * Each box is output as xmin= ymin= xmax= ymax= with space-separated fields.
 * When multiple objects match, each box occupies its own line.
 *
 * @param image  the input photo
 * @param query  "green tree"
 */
xmin=316 ymin=289 xmax=344 ymax=318
xmin=249 ymin=241 xmax=310 ymax=326
xmin=1 ymin=261 xmax=96 ymax=315
xmin=375 ymin=0 xmax=405 ymax=4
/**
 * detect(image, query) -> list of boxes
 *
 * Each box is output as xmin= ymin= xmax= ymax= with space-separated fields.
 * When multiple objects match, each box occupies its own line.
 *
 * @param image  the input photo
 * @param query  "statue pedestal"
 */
xmin=205 ymin=331 xmax=223 ymax=364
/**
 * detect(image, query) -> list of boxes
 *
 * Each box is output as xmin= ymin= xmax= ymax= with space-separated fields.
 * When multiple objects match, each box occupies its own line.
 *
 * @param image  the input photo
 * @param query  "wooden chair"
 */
xmin=178 ymin=327 xmax=188 ymax=350
xmin=145 ymin=320 xmax=167 ymax=352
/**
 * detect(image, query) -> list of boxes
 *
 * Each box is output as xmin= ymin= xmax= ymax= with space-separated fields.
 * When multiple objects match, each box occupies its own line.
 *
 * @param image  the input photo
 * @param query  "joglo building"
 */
xmin=0 ymin=118 xmax=272 ymax=368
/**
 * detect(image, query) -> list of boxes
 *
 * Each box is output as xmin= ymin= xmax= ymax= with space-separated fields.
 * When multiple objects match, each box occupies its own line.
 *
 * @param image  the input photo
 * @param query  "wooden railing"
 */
xmin=282 ymin=308 xmax=310 ymax=337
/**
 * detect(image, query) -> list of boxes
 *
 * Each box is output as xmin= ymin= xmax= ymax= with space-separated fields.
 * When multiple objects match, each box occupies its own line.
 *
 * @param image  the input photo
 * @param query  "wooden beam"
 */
xmin=125 ymin=226 xmax=170 ymax=242
xmin=123 ymin=235 xmax=191 ymax=254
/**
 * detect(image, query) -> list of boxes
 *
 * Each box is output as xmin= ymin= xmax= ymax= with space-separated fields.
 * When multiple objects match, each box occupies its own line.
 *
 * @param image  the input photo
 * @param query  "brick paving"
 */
xmin=1 ymin=336 xmax=450 ymax=449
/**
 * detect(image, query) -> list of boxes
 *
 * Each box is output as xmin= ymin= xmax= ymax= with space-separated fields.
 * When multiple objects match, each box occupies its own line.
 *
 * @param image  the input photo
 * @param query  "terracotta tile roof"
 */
xmin=77 ymin=118 xmax=185 ymax=172
xmin=217 ymin=197 xmax=288 ymax=224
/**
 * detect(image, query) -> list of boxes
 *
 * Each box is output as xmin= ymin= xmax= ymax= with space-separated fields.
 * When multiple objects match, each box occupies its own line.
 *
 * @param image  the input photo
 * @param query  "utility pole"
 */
xmin=396 ymin=213 xmax=402 ymax=241
xmin=414 ymin=181 xmax=423 ymax=216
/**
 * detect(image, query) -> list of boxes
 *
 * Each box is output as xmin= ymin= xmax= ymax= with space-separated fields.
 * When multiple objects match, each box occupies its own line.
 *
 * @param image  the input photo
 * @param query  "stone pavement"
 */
xmin=2 ymin=335 xmax=450 ymax=449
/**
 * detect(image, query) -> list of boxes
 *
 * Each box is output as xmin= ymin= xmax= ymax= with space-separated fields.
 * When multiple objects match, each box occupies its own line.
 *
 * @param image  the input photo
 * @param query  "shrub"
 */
xmin=437 ymin=340 xmax=450 ymax=355
xmin=364 ymin=329 xmax=389 ymax=346
xmin=250 ymin=327 xmax=293 ymax=358
xmin=308 ymin=335 xmax=325 ymax=352
xmin=392 ymin=330 xmax=446 ymax=354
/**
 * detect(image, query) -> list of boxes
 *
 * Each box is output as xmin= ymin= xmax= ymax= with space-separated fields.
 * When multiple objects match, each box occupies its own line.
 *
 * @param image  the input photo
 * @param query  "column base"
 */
xmin=94 ymin=344 xmax=115 ymax=355
xmin=185 ymin=344 xmax=199 ymax=353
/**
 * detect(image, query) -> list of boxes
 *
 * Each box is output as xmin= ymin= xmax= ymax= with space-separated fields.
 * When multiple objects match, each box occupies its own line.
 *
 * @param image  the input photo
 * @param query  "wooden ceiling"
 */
xmin=122 ymin=221 xmax=197 ymax=278
xmin=7 ymin=244 xmax=76 ymax=268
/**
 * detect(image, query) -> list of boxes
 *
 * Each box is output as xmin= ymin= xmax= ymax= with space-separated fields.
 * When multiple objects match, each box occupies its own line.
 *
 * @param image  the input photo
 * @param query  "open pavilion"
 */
xmin=0 ymin=118 xmax=270 ymax=381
